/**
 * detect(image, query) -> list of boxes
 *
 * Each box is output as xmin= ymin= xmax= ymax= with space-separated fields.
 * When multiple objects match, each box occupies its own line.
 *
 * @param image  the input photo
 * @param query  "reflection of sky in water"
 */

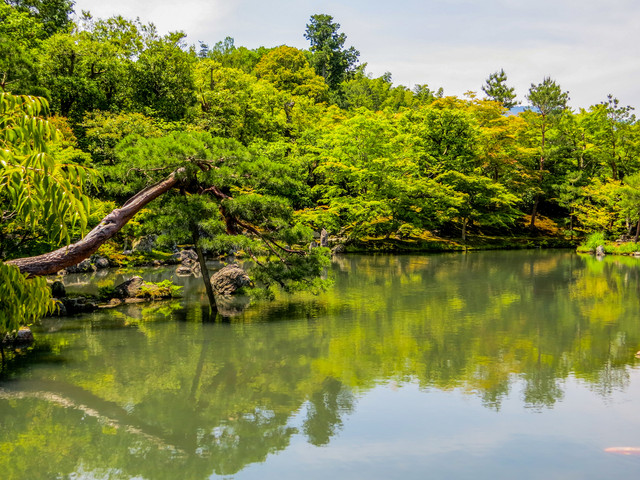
xmin=238 ymin=377 xmax=640 ymax=480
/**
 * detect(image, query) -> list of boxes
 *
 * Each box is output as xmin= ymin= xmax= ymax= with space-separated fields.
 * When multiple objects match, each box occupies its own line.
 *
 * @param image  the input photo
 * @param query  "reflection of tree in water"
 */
xmin=522 ymin=364 xmax=564 ymax=409
xmin=586 ymin=360 xmax=630 ymax=398
xmin=303 ymin=377 xmax=355 ymax=446
xmin=205 ymin=409 xmax=297 ymax=476
xmin=2 ymin=251 xmax=640 ymax=478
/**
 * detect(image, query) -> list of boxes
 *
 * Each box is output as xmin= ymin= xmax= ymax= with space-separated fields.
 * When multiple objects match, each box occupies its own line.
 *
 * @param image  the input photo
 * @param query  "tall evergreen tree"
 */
xmin=304 ymin=14 xmax=359 ymax=90
xmin=482 ymin=68 xmax=518 ymax=109
xmin=525 ymin=76 xmax=569 ymax=229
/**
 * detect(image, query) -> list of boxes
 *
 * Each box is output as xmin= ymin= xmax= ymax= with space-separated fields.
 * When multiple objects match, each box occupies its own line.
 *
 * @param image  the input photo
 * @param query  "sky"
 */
xmin=73 ymin=0 xmax=640 ymax=110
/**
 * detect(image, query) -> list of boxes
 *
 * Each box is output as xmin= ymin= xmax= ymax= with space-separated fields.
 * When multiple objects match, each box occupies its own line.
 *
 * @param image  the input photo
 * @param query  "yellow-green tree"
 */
xmin=0 ymin=93 xmax=93 ymax=344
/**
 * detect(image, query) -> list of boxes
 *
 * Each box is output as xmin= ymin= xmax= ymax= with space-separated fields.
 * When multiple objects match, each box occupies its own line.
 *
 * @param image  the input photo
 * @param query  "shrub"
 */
xmin=582 ymin=232 xmax=606 ymax=252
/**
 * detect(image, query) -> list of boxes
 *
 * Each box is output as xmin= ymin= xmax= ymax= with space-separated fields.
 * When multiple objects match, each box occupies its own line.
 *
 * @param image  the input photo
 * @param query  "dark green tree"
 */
xmin=527 ymin=76 xmax=569 ymax=119
xmin=482 ymin=68 xmax=518 ymax=109
xmin=6 ymin=0 xmax=74 ymax=37
xmin=0 ymin=3 xmax=44 ymax=93
xmin=412 ymin=83 xmax=443 ymax=105
xmin=304 ymin=14 xmax=359 ymax=90
xmin=525 ymin=76 xmax=569 ymax=229
xmin=129 ymin=31 xmax=197 ymax=121
xmin=585 ymin=95 xmax=637 ymax=181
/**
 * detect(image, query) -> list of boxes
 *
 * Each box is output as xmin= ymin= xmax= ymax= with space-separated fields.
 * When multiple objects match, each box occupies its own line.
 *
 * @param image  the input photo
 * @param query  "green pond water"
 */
xmin=2 ymin=250 xmax=640 ymax=479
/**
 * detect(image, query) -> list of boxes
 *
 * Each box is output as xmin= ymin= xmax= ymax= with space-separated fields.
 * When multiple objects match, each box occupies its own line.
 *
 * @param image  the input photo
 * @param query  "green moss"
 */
xmin=97 ymin=286 xmax=117 ymax=299
xmin=95 ymin=242 xmax=178 ymax=267
xmin=136 ymin=280 xmax=183 ymax=299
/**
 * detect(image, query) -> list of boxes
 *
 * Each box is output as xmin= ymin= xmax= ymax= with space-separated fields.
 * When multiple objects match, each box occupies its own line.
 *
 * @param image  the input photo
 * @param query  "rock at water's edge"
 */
xmin=2 ymin=328 xmax=35 ymax=347
xmin=64 ymin=259 xmax=96 ymax=274
xmin=132 ymin=235 xmax=157 ymax=253
xmin=50 ymin=280 xmax=66 ymax=298
xmin=210 ymin=265 xmax=252 ymax=296
xmin=331 ymin=244 xmax=346 ymax=254
xmin=113 ymin=276 xmax=144 ymax=299
xmin=93 ymin=256 xmax=110 ymax=269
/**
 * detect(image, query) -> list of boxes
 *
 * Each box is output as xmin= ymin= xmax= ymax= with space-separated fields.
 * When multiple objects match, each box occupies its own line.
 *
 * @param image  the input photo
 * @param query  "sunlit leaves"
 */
xmin=0 ymin=93 xmax=94 ymax=244
xmin=0 ymin=262 xmax=55 ymax=334
xmin=254 ymin=46 xmax=328 ymax=102
xmin=0 ymin=92 xmax=95 ymax=334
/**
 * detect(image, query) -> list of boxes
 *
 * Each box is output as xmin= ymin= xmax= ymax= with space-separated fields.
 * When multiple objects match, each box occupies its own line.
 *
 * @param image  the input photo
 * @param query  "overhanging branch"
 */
xmin=7 ymin=169 xmax=185 ymax=277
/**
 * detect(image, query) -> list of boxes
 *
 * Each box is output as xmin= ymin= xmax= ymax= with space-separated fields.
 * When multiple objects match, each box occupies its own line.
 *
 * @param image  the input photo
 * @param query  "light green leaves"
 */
xmin=0 ymin=262 xmax=55 ymax=334
xmin=0 ymin=92 xmax=95 ymax=245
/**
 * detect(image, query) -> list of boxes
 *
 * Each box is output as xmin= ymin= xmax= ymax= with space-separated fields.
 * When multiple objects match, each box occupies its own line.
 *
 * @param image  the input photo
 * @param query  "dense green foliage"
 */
xmin=1 ymin=93 xmax=92 ymax=338
xmin=304 ymin=14 xmax=360 ymax=91
xmin=2 ymin=4 xmax=640 ymax=330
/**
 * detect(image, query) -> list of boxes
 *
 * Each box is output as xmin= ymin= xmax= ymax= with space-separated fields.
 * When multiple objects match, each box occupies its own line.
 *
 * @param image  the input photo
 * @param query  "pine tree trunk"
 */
xmin=7 ymin=170 xmax=183 ymax=277
xmin=191 ymin=227 xmax=218 ymax=314
xmin=635 ymin=214 xmax=640 ymax=243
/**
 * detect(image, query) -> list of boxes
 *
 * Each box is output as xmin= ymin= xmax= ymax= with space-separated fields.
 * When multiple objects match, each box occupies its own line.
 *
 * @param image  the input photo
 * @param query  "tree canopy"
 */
xmin=1 ymin=4 xmax=640 ymax=336
xmin=304 ymin=14 xmax=360 ymax=91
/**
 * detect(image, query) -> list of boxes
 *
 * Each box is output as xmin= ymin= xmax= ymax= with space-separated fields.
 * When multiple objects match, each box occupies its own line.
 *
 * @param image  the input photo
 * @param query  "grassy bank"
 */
xmin=345 ymin=233 xmax=576 ymax=253
xmin=576 ymin=232 xmax=640 ymax=256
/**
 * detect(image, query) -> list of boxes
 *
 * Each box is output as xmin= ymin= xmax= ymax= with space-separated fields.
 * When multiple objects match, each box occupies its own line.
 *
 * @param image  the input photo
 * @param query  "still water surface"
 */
xmin=2 ymin=250 xmax=640 ymax=479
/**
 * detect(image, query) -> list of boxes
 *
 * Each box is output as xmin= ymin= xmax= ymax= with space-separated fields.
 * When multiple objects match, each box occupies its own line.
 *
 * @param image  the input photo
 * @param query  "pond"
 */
xmin=2 ymin=250 xmax=640 ymax=479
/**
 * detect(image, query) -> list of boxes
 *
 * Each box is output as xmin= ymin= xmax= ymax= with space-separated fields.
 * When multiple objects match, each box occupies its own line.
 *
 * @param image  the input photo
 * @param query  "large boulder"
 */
xmin=132 ymin=235 xmax=157 ymax=253
xmin=210 ymin=265 xmax=252 ymax=296
xmin=2 ymin=328 xmax=35 ymax=347
xmin=15 ymin=328 xmax=34 ymax=346
xmin=93 ymin=256 xmax=110 ymax=269
xmin=175 ymin=249 xmax=198 ymax=264
xmin=60 ymin=297 xmax=98 ymax=314
xmin=596 ymin=245 xmax=606 ymax=257
xmin=50 ymin=280 xmax=66 ymax=298
xmin=64 ymin=259 xmax=96 ymax=274
xmin=113 ymin=276 xmax=145 ymax=299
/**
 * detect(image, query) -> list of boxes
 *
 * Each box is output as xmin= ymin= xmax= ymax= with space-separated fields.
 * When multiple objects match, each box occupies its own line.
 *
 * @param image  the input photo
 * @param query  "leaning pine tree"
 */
xmin=108 ymin=132 xmax=330 ymax=310
xmin=2 ymin=94 xmax=329 ymax=358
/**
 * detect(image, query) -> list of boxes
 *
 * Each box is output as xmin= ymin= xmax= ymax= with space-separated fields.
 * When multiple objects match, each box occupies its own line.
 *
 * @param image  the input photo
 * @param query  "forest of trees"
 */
xmin=2 ymin=2 xmax=640 ymax=338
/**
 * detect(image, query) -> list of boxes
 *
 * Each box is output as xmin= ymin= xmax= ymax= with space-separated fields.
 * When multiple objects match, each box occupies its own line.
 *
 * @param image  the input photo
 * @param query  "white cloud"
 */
xmin=73 ymin=0 xmax=640 ymax=108
xmin=76 ymin=0 xmax=236 ymax=39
